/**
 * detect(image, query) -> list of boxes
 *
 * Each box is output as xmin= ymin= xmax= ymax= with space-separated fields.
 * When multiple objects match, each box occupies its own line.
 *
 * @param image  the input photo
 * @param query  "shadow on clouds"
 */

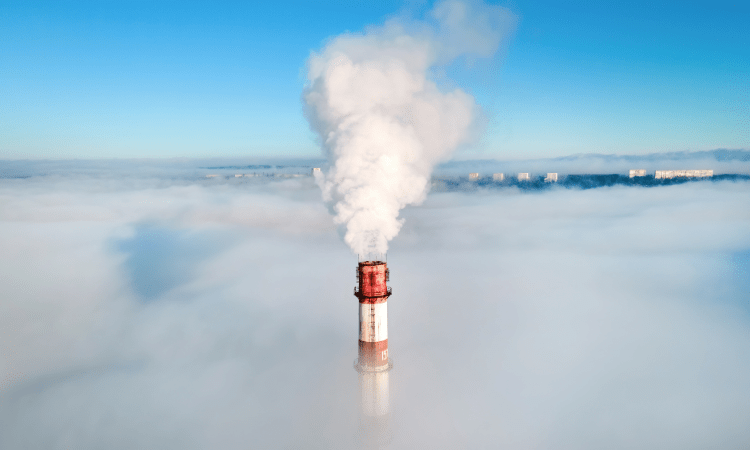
xmin=115 ymin=225 xmax=230 ymax=301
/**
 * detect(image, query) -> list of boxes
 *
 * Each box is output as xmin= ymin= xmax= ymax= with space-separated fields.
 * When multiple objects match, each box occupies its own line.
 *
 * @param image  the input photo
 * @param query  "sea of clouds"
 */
xmin=1 ymin=162 xmax=749 ymax=449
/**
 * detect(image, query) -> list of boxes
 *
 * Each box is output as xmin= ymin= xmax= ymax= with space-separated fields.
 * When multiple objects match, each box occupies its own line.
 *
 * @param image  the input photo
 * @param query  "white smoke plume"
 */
xmin=303 ymin=0 xmax=515 ymax=256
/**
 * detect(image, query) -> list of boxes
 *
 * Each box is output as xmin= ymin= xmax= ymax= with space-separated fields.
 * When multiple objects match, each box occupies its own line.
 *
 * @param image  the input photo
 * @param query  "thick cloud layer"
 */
xmin=304 ymin=0 xmax=515 ymax=256
xmin=1 ymin=165 xmax=749 ymax=449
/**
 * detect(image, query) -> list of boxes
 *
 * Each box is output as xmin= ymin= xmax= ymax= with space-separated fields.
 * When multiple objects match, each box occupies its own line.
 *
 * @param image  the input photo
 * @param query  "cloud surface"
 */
xmin=1 ymin=164 xmax=749 ymax=449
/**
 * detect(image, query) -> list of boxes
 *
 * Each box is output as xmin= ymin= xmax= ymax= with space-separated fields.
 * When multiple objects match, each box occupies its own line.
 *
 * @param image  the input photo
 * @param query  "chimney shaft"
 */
xmin=354 ymin=259 xmax=393 ymax=446
xmin=355 ymin=261 xmax=391 ymax=368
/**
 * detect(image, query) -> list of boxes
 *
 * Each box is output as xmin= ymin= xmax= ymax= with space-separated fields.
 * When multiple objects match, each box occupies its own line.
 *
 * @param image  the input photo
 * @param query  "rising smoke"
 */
xmin=303 ymin=0 xmax=515 ymax=256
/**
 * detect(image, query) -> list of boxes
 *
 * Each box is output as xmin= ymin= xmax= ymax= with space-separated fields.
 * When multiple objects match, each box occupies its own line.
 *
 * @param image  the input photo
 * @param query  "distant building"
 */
xmin=544 ymin=173 xmax=558 ymax=182
xmin=468 ymin=173 xmax=480 ymax=180
xmin=655 ymin=170 xmax=713 ymax=179
xmin=312 ymin=168 xmax=321 ymax=175
xmin=235 ymin=174 xmax=243 ymax=178
xmin=518 ymin=173 xmax=530 ymax=181
xmin=205 ymin=174 xmax=220 ymax=178
xmin=493 ymin=173 xmax=504 ymax=181
xmin=629 ymin=169 xmax=647 ymax=178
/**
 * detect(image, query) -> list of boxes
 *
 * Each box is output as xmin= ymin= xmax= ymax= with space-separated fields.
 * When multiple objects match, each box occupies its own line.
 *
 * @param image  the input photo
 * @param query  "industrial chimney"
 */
xmin=354 ymin=255 xmax=393 ymax=446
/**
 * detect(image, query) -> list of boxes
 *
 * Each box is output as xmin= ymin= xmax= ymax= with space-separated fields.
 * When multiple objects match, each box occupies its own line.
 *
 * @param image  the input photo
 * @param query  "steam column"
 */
xmin=354 ymin=259 xmax=393 ymax=446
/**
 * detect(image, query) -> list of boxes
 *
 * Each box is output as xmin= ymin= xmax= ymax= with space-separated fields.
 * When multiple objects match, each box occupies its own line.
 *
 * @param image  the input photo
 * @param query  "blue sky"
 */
xmin=1 ymin=0 xmax=747 ymax=159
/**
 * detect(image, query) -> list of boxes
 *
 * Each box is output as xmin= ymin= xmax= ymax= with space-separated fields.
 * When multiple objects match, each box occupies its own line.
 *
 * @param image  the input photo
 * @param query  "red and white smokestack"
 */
xmin=354 ymin=259 xmax=391 ymax=369
xmin=354 ymin=257 xmax=393 ymax=445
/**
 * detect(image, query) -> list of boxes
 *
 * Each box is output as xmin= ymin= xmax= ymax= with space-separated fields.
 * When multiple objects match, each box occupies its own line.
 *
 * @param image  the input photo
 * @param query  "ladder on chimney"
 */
xmin=370 ymin=306 xmax=376 ymax=338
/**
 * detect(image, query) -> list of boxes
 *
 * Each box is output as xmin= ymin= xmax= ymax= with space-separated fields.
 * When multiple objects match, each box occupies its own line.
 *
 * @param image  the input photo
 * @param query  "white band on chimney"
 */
xmin=359 ymin=302 xmax=388 ymax=343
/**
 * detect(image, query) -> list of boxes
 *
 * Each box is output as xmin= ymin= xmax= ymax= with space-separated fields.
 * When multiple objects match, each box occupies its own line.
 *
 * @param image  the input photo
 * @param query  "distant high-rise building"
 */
xmin=655 ymin=170 xmax=713 ymax=179
xmin=518 ymin=173 xmax=530 ymax=181
xmin=468 ymin=173 xmax=479 ymax=180
xmin=493 ymin=173 xmax=504 ymax=181
xmin=629 ymin=169 xmax=647 ymax=178
xmin=544 ymin=173 xmax=558 ymax=182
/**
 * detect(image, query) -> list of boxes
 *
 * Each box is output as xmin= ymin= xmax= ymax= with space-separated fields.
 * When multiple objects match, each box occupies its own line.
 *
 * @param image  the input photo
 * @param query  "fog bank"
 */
xmin=1 ymin=167 xmax=749 ymax=449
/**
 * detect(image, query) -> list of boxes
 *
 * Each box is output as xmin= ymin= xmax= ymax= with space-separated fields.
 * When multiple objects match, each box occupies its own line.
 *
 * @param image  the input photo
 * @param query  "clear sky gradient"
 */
xmin=1 ymin=0 xmax=748 ymax=160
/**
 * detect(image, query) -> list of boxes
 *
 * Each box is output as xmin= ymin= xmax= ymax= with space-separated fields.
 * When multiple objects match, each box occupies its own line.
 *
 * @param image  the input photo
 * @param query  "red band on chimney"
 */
xmin=359 ymin=339 xmax=389 ymax=366
xmin=356 ymin=261 xmax=390 ymax=303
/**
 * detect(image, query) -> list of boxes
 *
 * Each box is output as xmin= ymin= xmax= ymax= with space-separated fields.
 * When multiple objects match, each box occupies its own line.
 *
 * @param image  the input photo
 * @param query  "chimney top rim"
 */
xmin=358 ymin=260 xmax=386 ymax=266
